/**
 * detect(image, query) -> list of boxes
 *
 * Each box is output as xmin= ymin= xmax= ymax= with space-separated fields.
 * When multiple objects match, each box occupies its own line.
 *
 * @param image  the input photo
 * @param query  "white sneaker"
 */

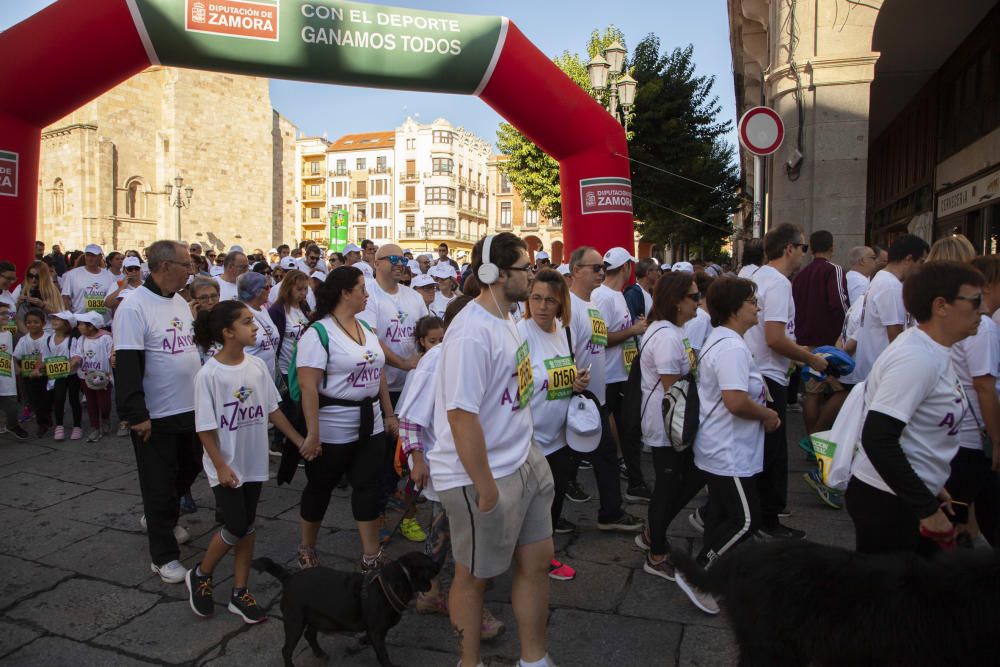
xmin=86 ymin=428 xmax=102 ymax=443
xmin=151 ymin=559 xmax=186 ymax=584
xmin=675 ymin=572 xmax=719 ymax=615
xmin=139 ymin=515 xmax=191 ymax=544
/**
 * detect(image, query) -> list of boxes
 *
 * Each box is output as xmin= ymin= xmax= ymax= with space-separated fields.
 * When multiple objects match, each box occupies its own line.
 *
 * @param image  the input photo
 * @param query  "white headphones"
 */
xmin=477 ymin=235 xmax=500 ymax=285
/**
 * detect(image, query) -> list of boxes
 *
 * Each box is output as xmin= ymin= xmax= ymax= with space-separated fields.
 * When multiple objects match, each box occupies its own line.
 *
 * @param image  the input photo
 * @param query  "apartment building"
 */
xmin=395 ymin=117 xmax=492 ymax=255
xmin=327 ymin=131 xmax=396 ymax=245
xmin=296 ymin=136 xmax=330 ymax=243
xmin=487 ymin=155 xmax=565 ymax=264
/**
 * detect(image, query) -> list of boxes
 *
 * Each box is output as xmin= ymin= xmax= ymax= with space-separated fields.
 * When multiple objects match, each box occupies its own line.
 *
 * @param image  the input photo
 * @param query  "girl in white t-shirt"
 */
xmin=14 ymin=308 xmax=51 ymax=437
xmin=45 ymin=312 xmax=82 ymax=441
xmin=73 ymin=311 xmax=115 ymax=442
xmin=187 ymin=300 xmax=304 ymax=624
xmin=0 ymin=303 xmax=27 ymax=439
xmin=634 ymin=272 xmax=705 ymax=585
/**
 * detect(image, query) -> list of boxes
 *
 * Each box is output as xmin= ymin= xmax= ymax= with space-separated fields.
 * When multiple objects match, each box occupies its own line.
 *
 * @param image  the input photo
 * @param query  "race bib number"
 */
xmin=588 ymin=309 xmax=608 ymax=347
xmin=623 ymin=338 xmax=638 ymax=373
xmin=0 ymin=352 xmax=11 ymax=378
xmin=2 ymin=322 xmax=16 ymax=335
xmin=515 ymin=341 xmax=533 ymax=410
xmin=45 ymin=355 xmax=71 ymax=380
xmin=85 ymin=295 xmax=107 ymax=313
xmin=20 ymin=353 xmax=39 ymax=376
xmin=544 ymin=356 xmax=576 ymax=401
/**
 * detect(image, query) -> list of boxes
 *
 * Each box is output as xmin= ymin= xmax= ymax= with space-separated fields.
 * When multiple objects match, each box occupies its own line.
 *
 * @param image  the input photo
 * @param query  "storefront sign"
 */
xmin=937 ymin=168 xmax=1000 ymax=218
xmin=580 ymin=177 xmax=633 ymax=215
xmin=0 ymin=150 xmax=17 ymax=198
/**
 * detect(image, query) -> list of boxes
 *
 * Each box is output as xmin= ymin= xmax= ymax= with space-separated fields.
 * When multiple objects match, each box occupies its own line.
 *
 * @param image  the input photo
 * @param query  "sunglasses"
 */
xmin=954 ymin=293 xmax=983 ymax=310
xmin=125 ymin=267 xmax=140 ymax=273
xmin=577 ymin=263 xmax=606 ymax=273
xmin=793 ymin=243 xmax=809 ymax=252
xmin=379 ymin=255 xmax=406 ymax=266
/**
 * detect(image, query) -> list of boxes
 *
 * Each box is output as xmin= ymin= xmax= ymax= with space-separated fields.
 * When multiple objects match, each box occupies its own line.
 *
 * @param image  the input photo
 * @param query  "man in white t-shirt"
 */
xmin=430 ymin=232 xmax=556 ymax=667
xmin=216 ymin=251 xmax=248 ymax=301
xmin=61 ymin=244 xmax=119 ymax=325
xmin=624 ymin=258 xmax=660 ymax=322
xmin=853 ymin=234 xmax=929 ymax=381
xmin=114 ymin=240 xmax=202 ymax=585
xmin=845 ymin=245 xmax=876 ymax=306
xmin=567 ymin=246 xmax=644 ymax=532
xmin=745 ymin=223 xmax=829 ymax=539
xmin=592 ymin=247 xmax=651 ymax=500
xmin=737 ymin=238 xmax=764 ymax=279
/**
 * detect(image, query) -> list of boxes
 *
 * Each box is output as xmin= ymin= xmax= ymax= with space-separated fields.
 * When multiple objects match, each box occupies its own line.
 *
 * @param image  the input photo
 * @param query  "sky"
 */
xmin=0 ymin=0 xmax=738 ymax=150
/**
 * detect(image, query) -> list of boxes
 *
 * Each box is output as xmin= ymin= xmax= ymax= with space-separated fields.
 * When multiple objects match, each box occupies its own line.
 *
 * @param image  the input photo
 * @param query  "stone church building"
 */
xmin=37 ymin=67 xmax=297 ymax=254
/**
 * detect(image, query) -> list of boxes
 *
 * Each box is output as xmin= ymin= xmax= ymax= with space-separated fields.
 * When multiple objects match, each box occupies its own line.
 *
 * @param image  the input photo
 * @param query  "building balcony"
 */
xmin=330 ymin=169 xmax=351 ymax=178
xmin=302 ymin=218 xmax=327 ymax=229
xmin=301 ymin=194 xmax=326 ymax=203
xmin=302 ymin=169 xmax=325 ymax=180
xmin=368 ymin=166 xmax=392 ymax=175
xmin=399 ymin=171 xmax=420 ymax=184
xmin=399 ymin=200 xmax=419 ymax=212
xmin=351 ymin=191 xmax=368 ymax=199
xmin=458 ymin=206 xmax=487 ymax=219
xmin=397 ymin=226 xmax=479 ymax=245
xmin=423 ymin=171 xmax=456 ymax=182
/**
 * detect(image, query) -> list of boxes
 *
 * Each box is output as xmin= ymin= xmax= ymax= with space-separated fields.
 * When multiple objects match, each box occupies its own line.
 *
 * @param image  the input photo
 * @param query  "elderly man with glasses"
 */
xmin=216 ymin=251 xmax=249 ymax=301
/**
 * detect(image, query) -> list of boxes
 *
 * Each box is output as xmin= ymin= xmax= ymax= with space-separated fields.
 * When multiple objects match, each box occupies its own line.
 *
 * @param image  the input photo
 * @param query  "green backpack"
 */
xmin=287 ymin=322 xmax=329 ymax=403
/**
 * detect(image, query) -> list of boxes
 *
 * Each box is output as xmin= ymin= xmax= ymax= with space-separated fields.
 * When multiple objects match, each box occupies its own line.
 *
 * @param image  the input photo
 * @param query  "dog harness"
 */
xmin=361 ymin=562 xmax=414 ymax=615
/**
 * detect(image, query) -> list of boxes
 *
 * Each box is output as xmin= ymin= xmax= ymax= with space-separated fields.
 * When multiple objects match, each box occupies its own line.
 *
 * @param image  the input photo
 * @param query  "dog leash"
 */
xmin=382 ymin=482 xmax=421 ymax=548
xmin=373 ymin=561 xmax=413 ymax=614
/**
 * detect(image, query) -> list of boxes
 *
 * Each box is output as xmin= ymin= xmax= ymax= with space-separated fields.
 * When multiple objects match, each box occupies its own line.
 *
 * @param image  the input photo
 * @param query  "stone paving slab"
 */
xmin=0 ymin=619 xmax=42 ymax=659
xmin=0 ymin=471 xmax=92 ymax=510
xmin=38 ymin=529 xmax=162 ymax=587
xmin=547 ymin=608 xmax=682 ymax=667
xmin=0 ymin=554 xmax=75 ymax=613
xmin=2 ymin=635 xmax=160 ymax=666
xmin=3 ymin=450 xmax=134 ymax=486
xmin=0 ymin=506 xmax=104 ymax=560
xmin=677 ymin=624 xmax=740 ymax=667
xmin=41 ymin=489 xmax=145 ymax=532
xmin=0 ymin=441 xmax=52 ymax=468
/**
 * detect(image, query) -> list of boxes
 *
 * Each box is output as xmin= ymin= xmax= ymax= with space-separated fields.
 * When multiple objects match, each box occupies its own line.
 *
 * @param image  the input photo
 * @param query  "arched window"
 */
xmin=50 ymin=178 xmax=65 ymax=216
xmin=124 ymin=178 xmax=145 ymax=218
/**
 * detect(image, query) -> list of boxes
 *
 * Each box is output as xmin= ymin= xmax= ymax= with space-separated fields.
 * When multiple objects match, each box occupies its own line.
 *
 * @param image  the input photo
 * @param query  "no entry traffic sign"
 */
xmin=738 ymin=106 xmax=784 ymax=156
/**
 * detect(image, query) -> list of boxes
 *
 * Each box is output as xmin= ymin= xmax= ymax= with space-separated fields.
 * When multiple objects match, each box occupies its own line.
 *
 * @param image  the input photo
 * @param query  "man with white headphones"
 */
xmin=429 ymin=232 xmax=558 ymax=667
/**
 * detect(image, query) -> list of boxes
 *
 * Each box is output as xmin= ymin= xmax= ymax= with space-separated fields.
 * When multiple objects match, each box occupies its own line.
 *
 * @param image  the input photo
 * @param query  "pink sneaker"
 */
xmin=549 ymin=559 xmax=576 ymax=581
xmin=70 ymin=427 xmax=83 ymax=441
xmin=53 ymin=426 xmax=65 ymax=441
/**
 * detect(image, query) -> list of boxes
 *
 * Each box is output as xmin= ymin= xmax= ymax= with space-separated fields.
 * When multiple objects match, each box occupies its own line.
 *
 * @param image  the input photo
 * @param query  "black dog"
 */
xmin=671 ymin=540 xmax=1000 ymax=666
xmin=253 ymin=551 xmax=440 ymax=667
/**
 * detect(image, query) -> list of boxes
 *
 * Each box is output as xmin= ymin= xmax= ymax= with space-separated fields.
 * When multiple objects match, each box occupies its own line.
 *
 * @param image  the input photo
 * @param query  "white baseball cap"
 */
xmin=660 ymin=263 xmax=673 ymax=272
xmin=210 ymin=265 xmax=224 ymax=277
xmin=407 ymin=260 xmax=420 ymax=273
xmin=280 ymin=257 xmax=297 ymax=271
xmin=310 ymin=270 xmax=327 ymax=282
xmin=536 ymin=251 xmax=550 ymax=261
xmin=75 ymin=311 xmax=105 ymax=328
xmin=403 ymin=248 xmax=413 ymax=255
xmin=557 ymin=263 xmax=571 ymax=276
xmin=566 ymin=394 xmax=602 ymax=453
xmin=603 ymin=247 xmax=637 ymax=270
xmin=123 ymin=256 xmax=141 ymax=269
xmin=672 ymin=261 xmax=694 ymax=273
xmin=268 ymin=248 xmax=277 ymax=254
xmin=411 ymin=274 xmax=436 ymax=289
xmin=84 ymin=244 xmax=103 ymax=255
xmin=429 ymin=263 xmax=455 ymax=280
xmin=51 ymin=310 xmax=77 ymax=327
xmin=344 ymin=243 xmax=362 ymax=254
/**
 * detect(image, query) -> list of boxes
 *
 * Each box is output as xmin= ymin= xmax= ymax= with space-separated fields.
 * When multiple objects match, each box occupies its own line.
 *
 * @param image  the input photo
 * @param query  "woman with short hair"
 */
xmin=237 ymin=272 xmax=279 ymax=380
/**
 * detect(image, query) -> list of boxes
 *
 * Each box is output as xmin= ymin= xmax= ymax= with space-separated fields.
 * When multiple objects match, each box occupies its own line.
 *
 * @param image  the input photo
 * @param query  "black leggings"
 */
xmin=22 ymin=377 xmax=51 ymax=428
xmin=757 ymin=378 xmax=789 ymax=527
xmin=546 ymin=446 xmax=577 ymax=528
xmin=648 ymin=447 xmax=706 ymax=554
xmin=51 ymin=376 xmax=82 ymax=428
xmin=212 ymin=481 xmax=262 ymax=545
xmin=300 ymin=432 xmax=385 ymax=523
xmin=845 ymin=477 xmax=940 ymax=557
xmin=698 ymin=473 xmax=759 ymax=565
xmin=945 ymin=446 xmax=998 ymax=546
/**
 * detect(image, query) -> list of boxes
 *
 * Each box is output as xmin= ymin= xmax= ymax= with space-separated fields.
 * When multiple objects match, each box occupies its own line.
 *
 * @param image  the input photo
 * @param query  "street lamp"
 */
xmin=587 ymin=40 xmax=637 ymax=131
xmin=164 ymin=175 xmax=194 ymax=240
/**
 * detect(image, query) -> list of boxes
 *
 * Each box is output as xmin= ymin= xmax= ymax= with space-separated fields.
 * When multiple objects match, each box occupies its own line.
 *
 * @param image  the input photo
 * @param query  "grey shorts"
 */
xmin=438 ymin=445 xmax=555 ymax=579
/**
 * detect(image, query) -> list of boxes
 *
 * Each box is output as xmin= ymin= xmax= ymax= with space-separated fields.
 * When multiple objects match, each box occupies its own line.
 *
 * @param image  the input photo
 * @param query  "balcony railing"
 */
xmin=302 ymin=167 xmax=324 ymax=178
xmin=458 ymin=206 xmax=487 ymax=219
xmin=330 ymin=169 xmax=351 ymax=177
xmin=351 ymin=190 xmax=368 ymax=199
xmin=423 ymin=171 xmax=456 ymax=181
xmin=399 ymin=200 xmax=419 ymax=212
xmin=399 ymin=171 xmax=420 ymax=183
xmin=368 ymin=166 xmax=391 ymax=175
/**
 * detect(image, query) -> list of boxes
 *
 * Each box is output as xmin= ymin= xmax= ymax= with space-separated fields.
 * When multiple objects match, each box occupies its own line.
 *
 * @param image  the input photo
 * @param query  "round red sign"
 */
xmin=738 ymin=106 xmax=784 ymax=156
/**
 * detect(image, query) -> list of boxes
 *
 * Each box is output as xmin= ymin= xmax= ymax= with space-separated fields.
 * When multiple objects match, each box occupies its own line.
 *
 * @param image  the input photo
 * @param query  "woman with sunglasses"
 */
xmin=105 ymin=257 xmax=144 ymax=315
xmin=16 ymin=261 xmax=63 ymax=334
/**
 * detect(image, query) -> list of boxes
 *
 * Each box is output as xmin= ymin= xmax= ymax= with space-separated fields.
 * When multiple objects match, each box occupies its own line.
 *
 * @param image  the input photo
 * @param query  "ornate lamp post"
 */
xmin=165 ymin=175 xmax=194 ymax=240
xmin=587 ymin=40 xmax=637 ymax=131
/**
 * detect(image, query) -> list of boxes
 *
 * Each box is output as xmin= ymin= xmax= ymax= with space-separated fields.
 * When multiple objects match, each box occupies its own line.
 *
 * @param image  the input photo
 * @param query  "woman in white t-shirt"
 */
xmin=237 ymin=272 xmax=280 ymax=381
xmin=295 ymin=266 xmax=397 ymax=573
xmin=691 ymin=278 xmax=778 ymax=574
xmin=189 ymin=300 xmax=304 ymax=623
xmin=633 ymin=272 xmax=704 ymax=583
xmin=846 ymin=261 xmax=984 ymax=556
xmin=519 ymin=269 xmax=590 ymax=582
xmin=266 ymin=269 xmax=311 ymax=455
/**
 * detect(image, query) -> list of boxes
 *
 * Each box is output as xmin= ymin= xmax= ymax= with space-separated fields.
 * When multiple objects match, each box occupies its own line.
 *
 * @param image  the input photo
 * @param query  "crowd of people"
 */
xmin=1 ymin=227 xmax=996 ymax=666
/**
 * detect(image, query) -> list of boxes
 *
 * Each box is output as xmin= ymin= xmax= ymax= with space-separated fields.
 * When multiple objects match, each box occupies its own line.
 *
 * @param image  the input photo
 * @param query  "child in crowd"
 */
xmin=45 ymin=311 xmax=82 ymax=441
xmin=0 ymin=303 xmax=28 ymax=440
xmin=187 ymin=300 xmax=305 ymax=624
xmin=13 ymin=308 xmax=50 ymax=438
xmin=72 ymin=311 xmax=114 ymax=442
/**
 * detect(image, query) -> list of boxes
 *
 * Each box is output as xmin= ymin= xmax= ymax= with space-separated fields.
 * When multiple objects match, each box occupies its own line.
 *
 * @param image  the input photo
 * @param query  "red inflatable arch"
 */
xmin=0 ymin=0 xmax=634 ymax=271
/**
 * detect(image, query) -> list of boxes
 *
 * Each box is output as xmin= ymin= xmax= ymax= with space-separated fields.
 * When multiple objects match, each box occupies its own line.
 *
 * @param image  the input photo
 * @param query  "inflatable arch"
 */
xmin=0 ymin=0 xmax=634 ymax=271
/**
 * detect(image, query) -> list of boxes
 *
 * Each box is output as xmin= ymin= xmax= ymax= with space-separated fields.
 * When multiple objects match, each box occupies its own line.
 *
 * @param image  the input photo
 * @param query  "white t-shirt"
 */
xmin=277 ymin=306 xmax=309 ymax=376
xmin=517 ymin=318 xmax=575 ymax=456
xmin=217 ymin=277 xmax=239 ymax=301
xmin=194 ymin=355 xmax=279 ymax=487
xmin=246 ymin=305 xmax=279 ymax=379
xmin=846 ymin=270 xmax=870 ymax=306
xmin=0 ymin=289 xmax=16 ymax=311
xmin=354 ymin=261 xmax=375 ymax=280
xmin=568 ymin=292 xmax=608 ymax=405
xmin=430 ymin=292 xmax=455 ymax=320
xmin=851 ymin=327 xmax=967 ymax=497
xmin=639 ymin=321 xmax=692 ymax=448
xmin=838 ymin=298 xmax=865 ymax=385
xmin=60 ymin=267 xmax=118 ymax=322
xmin=684 ymin=308 xmax=713 ymax=352
xmin=113 ymin=285 xmax=202 ymax=419
xmin=639 ymin=286 xmax=653 ymax=318
xmin=296 ymin=316 xmax=385 ymax=445
xmin=360 ymin=280 xmax=426 ymax=392
xmin=737 ymin=264 xmax=758 ymax=279
xmin=592 ymin=284 xmax=635 ymax=384
xmin=428 ymin=301 xmax=534 ymax=492
xmin=41 ymin=333 xmax=75 ymax=387
xmin=0 ymin=331 xmax=17 ymax=396
xmin=71 ymin=334 xmax=113 ymax=380
xmin=13 ymin=333 xmax=47 ymax=378
xmin=693 ymin=327 xmax=767 ymax=476
xmin=951 ymin=315 xmax=1000 ymax=451
xmin=853 ymin=270 xmax=907 ymax=381
xmin=397 ymin=344 xmax=443 ymax=502
xmin=745 ymin=265 xmax=796 ymax=386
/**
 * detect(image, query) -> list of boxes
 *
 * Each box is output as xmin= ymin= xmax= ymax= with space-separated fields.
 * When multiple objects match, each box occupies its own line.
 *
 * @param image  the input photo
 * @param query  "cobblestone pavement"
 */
xmin=0 ymin=408 xmax=854 ymax=666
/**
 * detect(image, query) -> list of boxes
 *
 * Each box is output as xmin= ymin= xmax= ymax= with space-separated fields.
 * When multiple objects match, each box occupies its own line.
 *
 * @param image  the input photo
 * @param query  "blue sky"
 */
xmin=1 ymin=0 xmax=737 ymax=149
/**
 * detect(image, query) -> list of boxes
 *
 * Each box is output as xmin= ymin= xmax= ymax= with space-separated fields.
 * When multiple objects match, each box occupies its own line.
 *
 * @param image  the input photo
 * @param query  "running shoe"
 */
xmin=548 ymin=559 xmax=576 ymax=581
xmin=116 ymin=421 xmax=130 ymax=437
xmin=179 ymin=493 xmax=198 ymax=515
xmin=643 ymin=553 xmax=676 ymax=581
xmin=86 ymin=428 xmax=101 ymax=443
xmin=554 ymin=518 xmax=576 ymax=535
xmin=803 ymin=470 xmax=844 ymax=509
xmin=675 ymin=571 xmax=719 ymax=615
xmin=297 ymin=545 xmax=320 ymax=569
xmin=18 ymin=407 xmax=31 ymax=423
xmin=400 ymin=517 xmax=427 ymax=543
xmin=139 ymin=515 xmax=191 ymax=544
xmin=597 ymin=512 xmax=643 ymax=532
xmin=9 ymin=426 xmax=29 ymax=441
xmin=361 ymin=548 xmax=387 ymax=574
xmin=633 ymin=527 xmax=652 ymax=551
xmin=688 ymin=508 xmax=705 ymax=534
xmin=564 ymin=481 xmax=591 ymax=503
xmin=481 ymin=607 xmax=506 ymax=640
xmin=228 ymin=589 xmax=267 ymax=624
xmin=624 ymin=484 xmax=653 ymax=504
xmin=53 ymin=426 xmax=65 ymax=441
xmin=151 ymin=559 xmax=186 ymax=584
xmin=758 ymin=522 xmax=807 ymax=540
xmin=186 ymin=567 xmax=215 ymax=617
xmin=70 ymin=427 xmax=83 ymax=441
